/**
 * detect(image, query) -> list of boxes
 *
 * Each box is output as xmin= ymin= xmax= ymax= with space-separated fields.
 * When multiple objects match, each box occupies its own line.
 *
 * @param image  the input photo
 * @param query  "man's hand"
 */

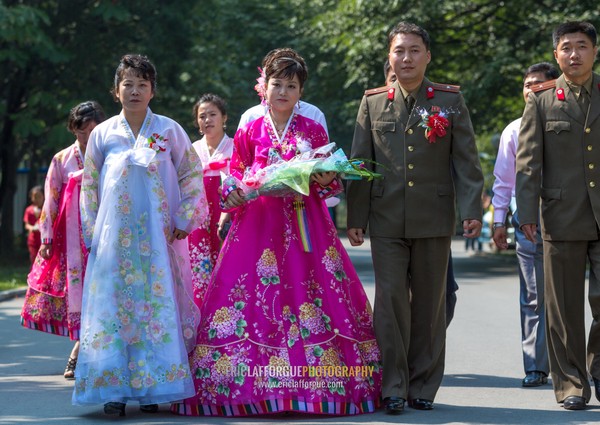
xmin=463 ymin=219 xmax=482 ymax=238
xmin=347 ymin=228 xmax=365 ymax=246
xmin=521 ymin=223 xmax=537 ymax=243
xmin=492 ymin=227 xmax=508 ymax=250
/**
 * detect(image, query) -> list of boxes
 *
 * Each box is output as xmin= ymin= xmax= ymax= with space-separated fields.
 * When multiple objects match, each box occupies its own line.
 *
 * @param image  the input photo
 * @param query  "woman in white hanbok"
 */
xmin=74 ymin=54 xmax=208 ymax=416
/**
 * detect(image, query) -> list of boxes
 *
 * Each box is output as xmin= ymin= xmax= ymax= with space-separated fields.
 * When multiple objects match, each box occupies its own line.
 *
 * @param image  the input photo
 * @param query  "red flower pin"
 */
xmin=556 ymin=88 xmax=565 ymax=101
xmin=418 ymin=108 xmax=450 ymax=143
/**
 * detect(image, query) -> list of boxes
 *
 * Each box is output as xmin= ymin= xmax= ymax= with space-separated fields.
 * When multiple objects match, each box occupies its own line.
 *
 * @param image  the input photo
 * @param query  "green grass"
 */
xmin=0 ymin=263 xmax=29 ymax=292
xmin=0 ymin=239 xmax=30 ymax=292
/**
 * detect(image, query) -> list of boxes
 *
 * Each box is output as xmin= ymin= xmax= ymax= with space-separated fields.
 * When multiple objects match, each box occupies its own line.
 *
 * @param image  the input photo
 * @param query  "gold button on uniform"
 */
xmin=408 ymin=146 xmax=414 ymax=152
xmin=590 ymin=182 xmax=596 ymax=188
xmin=408 ymin=164 xmax=414 ymax=169
xmin=590 ymin=163 xmax=595 ymax=169
xmin=586 ymin=128 xmax=591 ymax=133
xmin=407 ymin=129 xmax=413 ymax=135
xmin=408 ymin=181 xmax=414 ymax=187
xmin=588 ymin=145 xmax=593 ymax=151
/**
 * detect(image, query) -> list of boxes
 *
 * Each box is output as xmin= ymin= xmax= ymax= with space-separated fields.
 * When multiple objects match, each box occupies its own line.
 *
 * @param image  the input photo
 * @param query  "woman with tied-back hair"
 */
xmin=188 ymin=93 xmax=234 ymax=303
xmin=21 ymin=101 xmax=105 ymax=380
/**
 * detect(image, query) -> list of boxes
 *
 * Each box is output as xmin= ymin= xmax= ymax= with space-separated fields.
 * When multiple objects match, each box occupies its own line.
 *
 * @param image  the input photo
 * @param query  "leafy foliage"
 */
xmin=2 ymin=0 xmax=600 ymax=253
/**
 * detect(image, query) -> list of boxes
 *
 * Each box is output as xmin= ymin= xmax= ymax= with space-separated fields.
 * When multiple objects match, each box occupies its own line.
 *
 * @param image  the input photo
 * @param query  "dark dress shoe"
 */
xmin=594 ymin=377 xmax=600 ymax=402
xmin=104 ymin=402 xmax=126 ymax=416
xmin=563 ymin=395 xmax=586 ymax=410
xmin=408 ymin=398 xmax=434 ymax=410
xmin=522 ymin=371 xmax=548 ymax=387
xmin=383 ymin=396 xmax=405 ymax=414
xmin=140 ymin=404 xmax=159 ymax=413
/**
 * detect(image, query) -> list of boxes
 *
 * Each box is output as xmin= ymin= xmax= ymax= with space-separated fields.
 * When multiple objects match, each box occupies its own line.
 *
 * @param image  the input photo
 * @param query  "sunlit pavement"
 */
xmin=0 ymin=237 xmax=597 ymax=424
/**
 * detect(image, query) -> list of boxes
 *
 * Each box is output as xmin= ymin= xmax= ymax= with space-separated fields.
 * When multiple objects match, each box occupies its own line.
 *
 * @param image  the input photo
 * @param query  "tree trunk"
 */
xmin=0 ymin=116 xmax=17 ymax=258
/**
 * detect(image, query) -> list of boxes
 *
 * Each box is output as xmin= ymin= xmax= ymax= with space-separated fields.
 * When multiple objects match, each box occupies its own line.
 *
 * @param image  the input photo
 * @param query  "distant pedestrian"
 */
xmin=23 ymin=185 xmax=43 ymax=264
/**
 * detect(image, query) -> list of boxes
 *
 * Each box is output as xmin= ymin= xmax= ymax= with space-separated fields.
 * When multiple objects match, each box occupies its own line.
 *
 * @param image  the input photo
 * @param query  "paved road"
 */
xmin=0 ymin=238 xmax=597 ymax=424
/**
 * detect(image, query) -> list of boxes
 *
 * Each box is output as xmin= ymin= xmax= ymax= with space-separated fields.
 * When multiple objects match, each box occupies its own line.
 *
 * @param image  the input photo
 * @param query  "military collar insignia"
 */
xmin=556 ymin=88 xmax=565 ymax=101
xmin=427 ymin=86 xmax=434 ymax=99
xmin=387 ymin=87 xmax=395 ymax=101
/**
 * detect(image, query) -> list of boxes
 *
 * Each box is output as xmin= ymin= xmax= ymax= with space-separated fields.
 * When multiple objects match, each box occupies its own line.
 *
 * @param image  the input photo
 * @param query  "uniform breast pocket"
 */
xmin=545 ymin=121 xmax=571 ymax=134
xmin=372 ymin=121 xmax=396 ymax=135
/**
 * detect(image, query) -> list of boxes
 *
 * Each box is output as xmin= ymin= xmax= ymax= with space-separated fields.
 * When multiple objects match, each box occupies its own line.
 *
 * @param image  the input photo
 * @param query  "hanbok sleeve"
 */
xmin=221 ymin=125 xmax=254 ymax=204
xmin=307 ymin=121 xmax=343 ymax=199
xmin=80 ymin=130 xmax=103 ymax=248
xmin=39 ymin=153 xmax=64 ymax=243
xmin=170 ymin=123 xmax=208 ymax=233
xmin=229 ymin=125 xmax=254 ymax=183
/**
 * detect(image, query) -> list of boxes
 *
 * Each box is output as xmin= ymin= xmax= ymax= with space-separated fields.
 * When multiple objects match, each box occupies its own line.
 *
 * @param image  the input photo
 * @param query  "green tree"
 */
xmin=299 ymin=0 xmax=600 ymax=186
xmin=0 ymin=0 xmax=196 ymax=257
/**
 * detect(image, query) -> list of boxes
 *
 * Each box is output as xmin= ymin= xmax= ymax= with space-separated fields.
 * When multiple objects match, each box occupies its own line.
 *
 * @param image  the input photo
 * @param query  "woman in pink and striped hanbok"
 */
xmin=172 ymin=48 xmax=381 ymax=417
xmin=21 ymin=101 xmax=105 ymax=380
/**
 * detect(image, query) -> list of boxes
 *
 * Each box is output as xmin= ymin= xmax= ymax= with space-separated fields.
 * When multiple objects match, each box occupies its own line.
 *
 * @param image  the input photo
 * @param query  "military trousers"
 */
xmin=370 ymin=235 xmax=451 ymax=401
xmin=543 ymin=239 xmax=600 ymax=402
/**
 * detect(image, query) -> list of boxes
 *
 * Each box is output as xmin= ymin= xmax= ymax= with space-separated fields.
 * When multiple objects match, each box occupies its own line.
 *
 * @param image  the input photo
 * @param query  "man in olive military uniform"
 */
xmin=346 ymin=21 xmax=484 ymax=414
xmin=516 ymin=21 xmax=600 ymax=411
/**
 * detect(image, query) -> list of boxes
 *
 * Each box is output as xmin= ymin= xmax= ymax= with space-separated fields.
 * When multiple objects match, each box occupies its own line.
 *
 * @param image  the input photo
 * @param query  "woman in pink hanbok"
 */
xmin=74 ymin=54 xmax=208 ymax=416
xmin=21 ymin=101 xmax=105 ymax=380
xmin=172 ymin=49 xmax=381 ymax=417
xmin=188 ymin=93 xmax=233 ymax=303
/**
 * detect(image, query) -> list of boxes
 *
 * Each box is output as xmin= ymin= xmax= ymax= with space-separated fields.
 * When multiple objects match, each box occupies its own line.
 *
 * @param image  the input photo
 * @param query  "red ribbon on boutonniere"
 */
xmin=387 ymin=88 xmax=395 ymax=101
xmin=556 ymin=88 xmax=565 ymax=101
xmin=427 ymin=86 xmax=434 ymax=99
xmin=207 ymin=159 xmax=229 ymax=170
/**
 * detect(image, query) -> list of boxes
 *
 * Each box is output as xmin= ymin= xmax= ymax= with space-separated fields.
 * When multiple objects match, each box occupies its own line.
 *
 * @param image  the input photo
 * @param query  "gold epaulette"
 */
xmin=364 ymin=85 xmax=390 ymax=96
xmin=531 ymin=79 xmax=557 ymax=93
xmin=430 ymin=82 xmax=460 ymax=93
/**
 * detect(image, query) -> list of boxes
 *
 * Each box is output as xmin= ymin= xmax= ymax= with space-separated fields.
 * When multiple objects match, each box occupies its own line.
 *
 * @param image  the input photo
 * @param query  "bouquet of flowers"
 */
xmin=227 ymin=143 xmax=382 ymax=200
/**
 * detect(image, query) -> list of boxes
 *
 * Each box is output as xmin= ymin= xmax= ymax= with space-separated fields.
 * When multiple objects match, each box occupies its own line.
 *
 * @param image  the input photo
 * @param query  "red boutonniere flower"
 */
xmin=418 ymin=108 xmax=450 ymax=143
xmin=148 ymin=133 xmax=167 ymax=152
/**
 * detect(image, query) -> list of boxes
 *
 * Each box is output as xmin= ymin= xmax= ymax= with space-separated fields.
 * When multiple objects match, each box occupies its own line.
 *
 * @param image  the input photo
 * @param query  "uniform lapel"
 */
xmin=556 ymin=75 xmax=586 ymax=125
xmin=587 ymin=73 xmax=600 ymax=127
xmin=406 ymin=78 xmax=430 ymax=130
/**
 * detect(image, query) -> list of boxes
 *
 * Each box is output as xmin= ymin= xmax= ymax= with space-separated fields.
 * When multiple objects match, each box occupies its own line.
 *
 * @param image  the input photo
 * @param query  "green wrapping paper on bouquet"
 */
xmin=227 ymin=143 xmax=382 ymax=200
